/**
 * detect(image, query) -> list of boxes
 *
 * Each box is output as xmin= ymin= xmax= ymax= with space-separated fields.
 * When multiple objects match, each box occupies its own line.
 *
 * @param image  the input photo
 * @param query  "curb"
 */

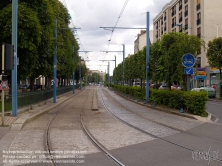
xmin=111 ymin=89 xmax=210 ymax=121
xmin=10 ymin=89 xmax=83 ymax=131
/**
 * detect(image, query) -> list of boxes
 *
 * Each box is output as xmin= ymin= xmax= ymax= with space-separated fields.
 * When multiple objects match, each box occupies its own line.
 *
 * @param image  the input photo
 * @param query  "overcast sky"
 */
xmin=60 ymin=0 xmax=170 ymax=75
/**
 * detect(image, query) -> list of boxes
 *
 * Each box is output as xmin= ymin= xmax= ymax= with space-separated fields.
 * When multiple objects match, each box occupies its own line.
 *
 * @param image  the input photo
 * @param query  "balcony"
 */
xmin=164 ymin=27 xmax=166 ymax=31
xmin=179 ymin=17 xmax=183 ymax=23
xmin=164 ymin=16 xmax=166 ymax=21
xmin=179 ymin=5 xmax=182 ymax=11
xmin=196 ymin=4 xmax=200 ymax=11
xmin=184 ymin=11 xmax=188 ymax=17
xmin=197 ymin=19 xmax=201 ymax=25
xmin=197 ymin=33 xmax=201 ymax=38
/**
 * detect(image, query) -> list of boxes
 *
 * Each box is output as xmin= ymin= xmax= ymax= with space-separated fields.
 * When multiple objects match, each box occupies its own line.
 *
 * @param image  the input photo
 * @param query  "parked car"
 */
xmin=159 ymin=85 xmax=169 ymax=90
xmin=191 ymin=86 xmax=216 ymax=98
xmin=20 ymin=84 xmax=30 ymax=89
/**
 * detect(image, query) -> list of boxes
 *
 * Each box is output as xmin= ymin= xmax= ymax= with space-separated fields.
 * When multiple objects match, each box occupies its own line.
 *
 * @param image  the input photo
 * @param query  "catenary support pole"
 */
xmin=53 ymin=19 xmax=57 ymax=103
xmin=146 ymin=12 xmax=150 ymax=103
xmin=12 ymin=0 xmax=18 ymax=116
xmin=72 ymin=46 xmax=75 ymax=94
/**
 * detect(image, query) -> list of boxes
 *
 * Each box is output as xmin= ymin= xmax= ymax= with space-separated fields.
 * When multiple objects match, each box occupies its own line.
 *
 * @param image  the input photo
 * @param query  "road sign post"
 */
xmin=182 ymin=53 xmax=195 ymax=91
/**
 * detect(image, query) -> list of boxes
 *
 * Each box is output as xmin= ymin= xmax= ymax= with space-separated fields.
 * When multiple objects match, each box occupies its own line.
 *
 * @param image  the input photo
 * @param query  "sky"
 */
xmin=59 ymin=0 xmax=170 ymax=75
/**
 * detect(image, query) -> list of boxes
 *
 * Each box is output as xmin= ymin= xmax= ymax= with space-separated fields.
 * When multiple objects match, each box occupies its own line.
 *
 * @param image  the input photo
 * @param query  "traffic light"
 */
xmin=0 ymin=75 xmax=7 ymax=81
xmin=5 ymin=44 xmax=14 ymax=70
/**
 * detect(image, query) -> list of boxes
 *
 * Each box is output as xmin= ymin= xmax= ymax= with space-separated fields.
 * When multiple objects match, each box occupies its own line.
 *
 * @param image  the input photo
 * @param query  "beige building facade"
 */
xmin=134 ymin=30 xmax=153 ymax=54
xmin=153 ymin=0 xmax=222 ymax=88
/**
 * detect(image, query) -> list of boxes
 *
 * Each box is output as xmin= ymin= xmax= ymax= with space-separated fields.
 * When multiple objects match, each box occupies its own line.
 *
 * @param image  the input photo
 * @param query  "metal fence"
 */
xmin=1 ymin=85 xmax=80 ymax=112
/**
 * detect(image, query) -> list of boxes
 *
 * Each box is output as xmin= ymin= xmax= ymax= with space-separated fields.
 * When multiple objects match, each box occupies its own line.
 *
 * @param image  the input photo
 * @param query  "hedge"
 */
xmin=110 ymin=84 xmax=208 ymax=116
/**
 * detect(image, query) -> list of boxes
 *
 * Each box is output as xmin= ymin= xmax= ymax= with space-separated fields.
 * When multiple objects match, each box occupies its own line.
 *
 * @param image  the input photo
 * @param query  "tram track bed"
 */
xmin=2 ymin=86 xmax=222 ymax=166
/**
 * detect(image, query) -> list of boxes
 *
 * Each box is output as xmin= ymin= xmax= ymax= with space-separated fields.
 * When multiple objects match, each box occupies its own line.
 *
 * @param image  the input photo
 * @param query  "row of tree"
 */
xmin=0 ymin=0 xmax=87 ymax=90
xmin=113 ymin=32 xmax=203 ymax=90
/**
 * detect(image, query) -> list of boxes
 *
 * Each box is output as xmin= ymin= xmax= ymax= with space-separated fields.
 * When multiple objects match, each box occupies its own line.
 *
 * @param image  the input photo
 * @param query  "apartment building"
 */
xmin=153 ymin=0 xmax=222 ymax=89
xmin=134 ymin=30 xmax=153 ymax=54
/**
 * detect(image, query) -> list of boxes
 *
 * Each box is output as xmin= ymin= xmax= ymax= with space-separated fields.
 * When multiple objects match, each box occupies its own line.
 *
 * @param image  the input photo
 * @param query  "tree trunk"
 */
xmin=30 ymin=77 xmax=35 ymax=91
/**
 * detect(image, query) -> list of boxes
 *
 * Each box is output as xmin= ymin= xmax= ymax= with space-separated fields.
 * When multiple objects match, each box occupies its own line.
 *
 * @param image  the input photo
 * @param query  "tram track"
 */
xmin=102 ymin=88 xmax=222 ymax=144
xmin=98 ymin=87 xmax=222 ymax=163
xmin=43 ymin=87 xmax=125 ymax=166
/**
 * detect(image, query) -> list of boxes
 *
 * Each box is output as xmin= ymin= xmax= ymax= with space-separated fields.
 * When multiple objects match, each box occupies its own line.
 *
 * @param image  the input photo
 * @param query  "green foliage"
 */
xmin=206 ymin=37 xmax=222 ymax=98
xmin=183 ymin=91 xmax=208 ymax=116
xmin=0 ymin=0 xmax=79 ymax=90
xmin=112 ymin=85 xmax=208 ymax=116
xmin=150 ymin=89 xmax=208 ymax=116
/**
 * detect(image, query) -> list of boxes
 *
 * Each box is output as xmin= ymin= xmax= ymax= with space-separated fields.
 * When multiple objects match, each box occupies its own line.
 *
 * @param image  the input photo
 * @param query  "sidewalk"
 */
xmin=0 ymin=90 xmax=81 ymax=140
xmin=113 ymin=90 xmax=215 ymax=123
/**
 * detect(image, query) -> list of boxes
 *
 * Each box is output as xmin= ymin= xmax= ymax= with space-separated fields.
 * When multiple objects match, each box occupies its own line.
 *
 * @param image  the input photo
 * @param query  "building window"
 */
xmin=179 ymin=12 xmax=182 ymax=23
xmin=156 ymin=23 xmax=158 ymax=29
xmin=171 ymin=5 xmax=176 ymax=16
xmin=179 ymin=26 xmax=183 ymax=32
xmin=164 ymin=22 xmax=167 ymax=31
xmin=184 ymin=0 xmax=188 ymax=4
xmin=172 ymin=17 xmax=176 ymax=28
xmin=179 ymin=0 xmax=182 ymax=11
xmin=197 ymin=12 xmax=201 ymax=25
xmin=164 ymin=12 xmax=166 ymax=21
xmin=197 ymin=27 xmax=201 ymax=38
xmin=185 ymin=18 xmax=188 ymax=29
xmin=196 ymin=0 xmax=201 ymax=11
xmin=184 ymin=5 xmax=188 ymax=17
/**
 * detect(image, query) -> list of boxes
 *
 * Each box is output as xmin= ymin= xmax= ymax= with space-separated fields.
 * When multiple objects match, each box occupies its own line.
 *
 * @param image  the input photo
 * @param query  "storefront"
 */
xmin=210 ymin=68 xmax=221 ymax=95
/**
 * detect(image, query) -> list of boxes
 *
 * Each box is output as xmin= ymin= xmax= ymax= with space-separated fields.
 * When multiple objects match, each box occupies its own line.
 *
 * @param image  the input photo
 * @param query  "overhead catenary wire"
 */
xmin=100 ymin=0 xmax=130 ymax=72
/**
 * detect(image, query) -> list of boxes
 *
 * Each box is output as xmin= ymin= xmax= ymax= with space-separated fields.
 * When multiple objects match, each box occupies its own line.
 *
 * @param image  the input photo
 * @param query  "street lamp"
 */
xmin=176 ymin=23 xmax=192 ymax=34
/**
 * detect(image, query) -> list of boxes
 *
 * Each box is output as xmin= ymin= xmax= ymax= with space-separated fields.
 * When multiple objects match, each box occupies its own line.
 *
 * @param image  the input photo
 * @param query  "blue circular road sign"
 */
xmin=182 ymin=53 xmax=195 ymax=67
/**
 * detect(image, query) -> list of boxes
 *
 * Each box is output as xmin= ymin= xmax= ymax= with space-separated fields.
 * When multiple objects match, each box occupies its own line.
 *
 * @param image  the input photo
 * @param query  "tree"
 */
xmin=207 ymin=37 xmax=222 ymax=98
xmin=154 ymin=32 xmax=203 ymax=90
xmin=149 ymin=40 xmax=164 ymax=86
xmin=0 ymin=0 xmax=79 ymax=90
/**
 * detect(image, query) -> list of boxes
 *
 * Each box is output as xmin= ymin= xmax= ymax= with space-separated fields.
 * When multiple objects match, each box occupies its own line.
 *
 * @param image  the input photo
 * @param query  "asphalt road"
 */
xmin=207 ymin=100 xmax=222 ymax=124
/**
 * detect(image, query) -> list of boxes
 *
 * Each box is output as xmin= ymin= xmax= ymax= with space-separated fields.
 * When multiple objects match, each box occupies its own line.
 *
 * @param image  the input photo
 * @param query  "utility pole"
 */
xmin=99 ymin=57 xmax=116 ymax=85
xmin=100 ymin=12 xmax=150 ymax=102
xmin=72 ymin=46 xmax=75 ymax=94
xmin=11 ymin=0 xmax=18 ymax=116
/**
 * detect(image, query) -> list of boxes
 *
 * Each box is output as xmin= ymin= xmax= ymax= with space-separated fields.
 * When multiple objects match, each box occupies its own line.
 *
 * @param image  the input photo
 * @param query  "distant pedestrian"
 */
xmin=212 ymin=84 xmax=216 ymax=90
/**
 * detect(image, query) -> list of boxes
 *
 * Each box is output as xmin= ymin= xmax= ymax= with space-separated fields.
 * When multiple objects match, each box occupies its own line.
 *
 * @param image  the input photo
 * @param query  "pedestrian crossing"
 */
xmin=0 ymin=116 xmax=17 ymax=126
